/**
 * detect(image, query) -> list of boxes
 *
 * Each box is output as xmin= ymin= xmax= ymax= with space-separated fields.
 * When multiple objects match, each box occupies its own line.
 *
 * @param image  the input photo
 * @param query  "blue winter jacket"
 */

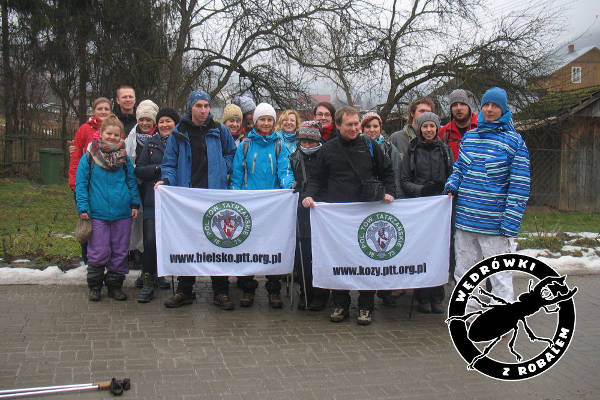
xmin=161 ymin=114 xmax=236 ymax=188
xmin=229 ymin=129 xmax=294 ymax=190
xmin=75 ymin=154 xmax=141 ymax=221
xmin=444 ymin=111 xmax=530 ymax=237
xmin=277 ymin=130 xmax=297 ymax=155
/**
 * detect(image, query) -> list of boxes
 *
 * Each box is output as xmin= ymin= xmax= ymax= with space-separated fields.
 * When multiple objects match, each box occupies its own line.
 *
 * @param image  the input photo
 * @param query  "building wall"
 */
xmin=543 ymin=48 xmax=600 ymax=92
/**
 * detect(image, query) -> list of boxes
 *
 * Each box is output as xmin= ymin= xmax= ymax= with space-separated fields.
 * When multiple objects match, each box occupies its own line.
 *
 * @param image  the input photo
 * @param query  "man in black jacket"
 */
xmin=302 ymin=106 xmax=396 ymax=325
xmin=113 ymin=85 xmax=137 ymax=137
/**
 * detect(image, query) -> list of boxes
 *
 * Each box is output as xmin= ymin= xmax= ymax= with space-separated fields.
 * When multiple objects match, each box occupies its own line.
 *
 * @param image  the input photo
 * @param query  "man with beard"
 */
xmin=438 ymin=89 xmax=478 ymax=161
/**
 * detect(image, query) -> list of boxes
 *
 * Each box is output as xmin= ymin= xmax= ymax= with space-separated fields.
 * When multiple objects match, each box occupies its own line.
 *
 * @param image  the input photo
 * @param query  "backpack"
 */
xmin=240 ymin=137 xmax=283 ymax=187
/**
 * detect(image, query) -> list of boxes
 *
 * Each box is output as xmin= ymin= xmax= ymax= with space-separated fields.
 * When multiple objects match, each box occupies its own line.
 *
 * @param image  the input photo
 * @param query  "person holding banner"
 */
xmin=229 ymin=102 xmax=295 ymax=308
xmin=155 ymin=90 xmax=237 ymax=310
xmin=400 ymin=111 xmax=453 ymax=313
xmin=134 ymin=107 xmax=180 ymax=303
xmin=444 ymin=87 xmax=530 ymax=316
xmin=289 ymin=120 xmax=329 ymax=311
xmin=302 ymin=106 xmax=395 ymax=325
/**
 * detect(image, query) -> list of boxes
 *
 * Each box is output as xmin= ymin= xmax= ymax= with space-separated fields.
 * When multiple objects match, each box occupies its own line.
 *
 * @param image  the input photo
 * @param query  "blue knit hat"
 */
xmin=481 ymin=87 xmax=509 ymax=114
xmin=186 ymin=90 xmax=210 ymax=112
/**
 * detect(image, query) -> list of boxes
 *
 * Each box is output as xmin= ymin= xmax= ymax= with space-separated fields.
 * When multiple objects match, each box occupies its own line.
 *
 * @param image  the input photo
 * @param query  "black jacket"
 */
xmin=113 ymin=104 xmax=137 ymax=137
xmin=305 ymin=135 xmax=395 ymax=203
xmin=135 ymin=133 xmax=167 ymax=213
xmin=290 ymin=147 xmax=323 ymax=236
xmin=399 ymin=136 xmax=453 ymax=198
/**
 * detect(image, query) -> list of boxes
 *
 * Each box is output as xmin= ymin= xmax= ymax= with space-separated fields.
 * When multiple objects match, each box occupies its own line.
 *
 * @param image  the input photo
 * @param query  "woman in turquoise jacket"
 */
xmin=229 ymin=103 xmax=294 ymax=309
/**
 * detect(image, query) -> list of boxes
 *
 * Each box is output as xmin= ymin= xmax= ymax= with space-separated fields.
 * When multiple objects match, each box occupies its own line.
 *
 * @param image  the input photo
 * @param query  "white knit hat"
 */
xmin=253 ymin=103 xmax=276 ymax=125
xmin=136 ymin=99 xmax=159 ymax=123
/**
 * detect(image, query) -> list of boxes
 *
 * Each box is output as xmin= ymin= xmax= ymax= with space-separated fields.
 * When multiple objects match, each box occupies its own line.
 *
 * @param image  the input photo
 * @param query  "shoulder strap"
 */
xmin=274 ymin=138 xmax=282 ymax=159
xmin=242 ymin=138 xmax=251 ymax=188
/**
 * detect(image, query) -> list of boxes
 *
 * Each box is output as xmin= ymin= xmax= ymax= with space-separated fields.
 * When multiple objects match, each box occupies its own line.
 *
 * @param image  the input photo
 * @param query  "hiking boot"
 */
xmin=105 ymin=271 xmax=127 ymax=301
xmin=308 ymin=295 xmax=328 ymax=311
xmin=417 ymin=300 xmax=431 ymax=314
xmin=135 ymin=272 xmax=143 ymax=288
xmin=357 ymin=309 xmax=373 ymax=325
xmin=330 ymin=307 xmax=349 ymax=322
xmin=157 ymin=276 xmax=171 ymax=290
xmin=377 ymin=292 xmax=397 ymax=307
xmin=164 ymin=293 xmax=194 ymax=308
xmin=88 ymin=287 xmax=101 ymax=302
xmin=136 ymin=273 xmax=155 ymax=303
xmin=214 ymin=294 xmax=234 ymax=310
xmin=431 ymin=301 xmax=444 ymax=314
xmin=268 ymin=292 xmax=283 ymax=309
xmin=240 ymin=292 xmax=255 ymax=307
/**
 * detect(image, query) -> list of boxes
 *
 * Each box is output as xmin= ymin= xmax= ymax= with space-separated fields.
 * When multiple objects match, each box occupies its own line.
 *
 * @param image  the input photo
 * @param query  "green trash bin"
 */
xmin=39 ymin=147 xmax=64 ymax=184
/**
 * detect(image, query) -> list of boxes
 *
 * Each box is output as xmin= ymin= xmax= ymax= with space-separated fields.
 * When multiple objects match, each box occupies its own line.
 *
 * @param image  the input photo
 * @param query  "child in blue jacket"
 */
xmin=75 ymin=114 xmax=141 ymax=302
xmin=229 ymin=103 xmax=294 ymax=308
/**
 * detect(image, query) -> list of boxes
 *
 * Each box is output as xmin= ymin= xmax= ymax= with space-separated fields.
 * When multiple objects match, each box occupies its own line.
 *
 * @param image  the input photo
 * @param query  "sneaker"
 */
xmin=240 ymin=292 xmax=255 ymax=307
xmin=431 ymin=301 xmax=444 ymax=314
xmin=330 ymin=307 xmax=349 ymax=322
xmin=417 ymin=301 xmax=431 ymax=314
xmin=308 ymin=296 xmax=328 ymax=311
xmin=164 ymin=293 xmax=194 ymax=308
xmin=214 ymin=294 xmax=234 ymax=310
xmin=268 ymin=292 xmax=283 ymax=309
xmin=157 ymin=276 xmax=171 ymax=290
xmin=88 ymin=288 xmax=101 ymax=302
xmin=135 ymin=272 xmax=143 ymax=289
xmin=357 ymin=309 xmax=373 ymax=325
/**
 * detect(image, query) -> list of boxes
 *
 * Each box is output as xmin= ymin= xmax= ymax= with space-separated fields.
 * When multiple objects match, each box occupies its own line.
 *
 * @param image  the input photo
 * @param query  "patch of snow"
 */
xmin=54 ymin=233 xmax=74 ymax=239
xmin=12 ymin=259 xmax=31 ymax=263
xmin=0 ymin=265 xmax=143 ymax=287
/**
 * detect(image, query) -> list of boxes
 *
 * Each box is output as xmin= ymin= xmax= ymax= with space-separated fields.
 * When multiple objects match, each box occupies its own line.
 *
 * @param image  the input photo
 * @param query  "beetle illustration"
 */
xmin=446 ymin=275 xmax=577 ymax=370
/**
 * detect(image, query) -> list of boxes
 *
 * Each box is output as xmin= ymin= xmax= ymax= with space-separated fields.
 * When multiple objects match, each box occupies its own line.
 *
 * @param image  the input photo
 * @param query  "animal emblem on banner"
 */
xmin=366 ymin=221 xmax=397 ymax=258
xmin=212 ymin=210 xmax=242 ymax=242
xmin=203 ymin=201 xmax=252 ymax=248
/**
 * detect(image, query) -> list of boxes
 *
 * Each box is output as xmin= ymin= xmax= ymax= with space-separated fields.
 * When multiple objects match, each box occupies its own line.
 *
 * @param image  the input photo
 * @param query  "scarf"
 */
xmin=160 ymin=134 xmax=169 ymax=148
xmin=477 ymin=110 xmax=516 ymax=132
xmin=321 ymin=124 xmax=334 ymax=141
xmin=299 ymin=143 xmax=322 ymax=155
xmin=136 ymin=125 xmax=157 ymax=148
xmin=89 ymin=139 xmax=127 ymax=170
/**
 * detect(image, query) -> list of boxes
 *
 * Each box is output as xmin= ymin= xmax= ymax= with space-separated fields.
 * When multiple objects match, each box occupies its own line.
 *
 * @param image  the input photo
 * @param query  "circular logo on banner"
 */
xmin=446 ymin=253 xmax=577 ymax=381
xmin=357 ymin=212 xmax=405 ymax=260
xmin=203 ymin=201 xmax=252 ymax=248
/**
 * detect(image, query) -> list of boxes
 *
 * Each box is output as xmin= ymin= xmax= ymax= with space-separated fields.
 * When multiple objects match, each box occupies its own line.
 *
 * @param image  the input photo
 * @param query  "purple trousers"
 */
xmin=88 ymin=218 xmax=132 ymax=275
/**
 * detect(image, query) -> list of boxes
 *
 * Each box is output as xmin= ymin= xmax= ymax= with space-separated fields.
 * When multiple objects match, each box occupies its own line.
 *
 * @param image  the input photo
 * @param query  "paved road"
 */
xmin=1 ymin=275 xmax=598 ymax=399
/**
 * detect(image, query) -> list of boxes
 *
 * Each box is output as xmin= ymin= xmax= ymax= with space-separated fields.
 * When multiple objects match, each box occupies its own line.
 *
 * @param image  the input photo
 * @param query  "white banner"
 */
xmin=311 ymin=196 xmax=451 ymax=290
xmin=155 ymin=186 xmax=298 ymax=276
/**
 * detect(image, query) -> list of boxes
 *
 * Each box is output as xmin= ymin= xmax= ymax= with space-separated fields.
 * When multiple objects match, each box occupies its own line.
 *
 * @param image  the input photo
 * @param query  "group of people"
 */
xmin=68 ymin=84 xmax=530 ymax=326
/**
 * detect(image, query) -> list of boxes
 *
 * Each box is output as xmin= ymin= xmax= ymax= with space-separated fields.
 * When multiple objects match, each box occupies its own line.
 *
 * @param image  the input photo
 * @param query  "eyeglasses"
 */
xmin=316 ymin=113 xmax=331 ymax=118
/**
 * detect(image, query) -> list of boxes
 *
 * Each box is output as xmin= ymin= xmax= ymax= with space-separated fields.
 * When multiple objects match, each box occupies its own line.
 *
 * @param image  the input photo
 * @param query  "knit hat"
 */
xmin=360 ymin=112 xmax=383 ymax=131
xmin=297 ymin=120 xmax=322 ymax=142
xmin=222 ymin=104 xmax=243 ymax=122
xmin=481 ymin=87 xmax=509 ymax=114
xmin=136 ymin=99 xmax=159 ymax=123
xmin=186 ymin=90 xmax=210 ymax=113
xmin=253 ymin=103 xmax=276 ymax=125
xmin=232 ymin=95 xmax=256 ymax=115
xmin=449 ymin=89 xmax=474 ymax=113
xmin=156 ymin=107 xmax=180 ymax=125
xmin=416 ymin=111 xmax=441 ymax=132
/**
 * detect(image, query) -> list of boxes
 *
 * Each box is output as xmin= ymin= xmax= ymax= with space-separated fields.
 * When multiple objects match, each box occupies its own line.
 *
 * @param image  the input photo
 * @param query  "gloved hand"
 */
xmin=421 ymin=182 xmax=445 ymax=196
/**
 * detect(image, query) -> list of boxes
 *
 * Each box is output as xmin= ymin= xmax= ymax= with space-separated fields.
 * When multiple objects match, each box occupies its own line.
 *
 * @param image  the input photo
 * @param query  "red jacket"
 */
xmin=68 ymin=116 xmax=102 ymax=190
xmin=438 ymin=112 xmax=478 ymax=161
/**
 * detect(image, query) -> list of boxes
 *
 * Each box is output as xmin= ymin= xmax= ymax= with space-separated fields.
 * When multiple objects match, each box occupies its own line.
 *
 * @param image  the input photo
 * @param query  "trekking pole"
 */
xmin=0 ymin=378 xmax=130 ymax=398
xmin=297 ymin=235 xmax=309 ymax=311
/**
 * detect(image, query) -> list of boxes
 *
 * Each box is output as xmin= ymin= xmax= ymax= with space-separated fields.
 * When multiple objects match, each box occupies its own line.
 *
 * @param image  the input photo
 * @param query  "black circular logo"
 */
xmin=446 ymin=253 xmax=577 ymax=380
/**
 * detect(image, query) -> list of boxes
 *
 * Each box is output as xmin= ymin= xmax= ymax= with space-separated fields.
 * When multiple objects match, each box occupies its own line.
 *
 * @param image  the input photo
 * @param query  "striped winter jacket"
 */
xmin=444 ymin=122 xmax=530 ymax=237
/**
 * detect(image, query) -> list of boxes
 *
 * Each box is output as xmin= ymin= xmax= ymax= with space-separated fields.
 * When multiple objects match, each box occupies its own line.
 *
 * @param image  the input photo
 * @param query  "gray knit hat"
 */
xmin=416 ymin=111 xmax=441 ymax=132
xmin=298 ymin=120 xmax=321 ymax=142
xmin=449 ymin=89 xmax=474 ymax=113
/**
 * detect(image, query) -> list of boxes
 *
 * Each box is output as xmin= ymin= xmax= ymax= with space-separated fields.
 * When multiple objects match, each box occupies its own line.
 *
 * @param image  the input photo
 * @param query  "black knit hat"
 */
xmin=156 ymin=107 xmax=180 ymax=125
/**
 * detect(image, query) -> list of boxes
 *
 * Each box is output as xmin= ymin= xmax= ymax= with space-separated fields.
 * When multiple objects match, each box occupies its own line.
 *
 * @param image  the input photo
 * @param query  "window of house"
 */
xmin=571 ymin=66 xmax=582 ymax=83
